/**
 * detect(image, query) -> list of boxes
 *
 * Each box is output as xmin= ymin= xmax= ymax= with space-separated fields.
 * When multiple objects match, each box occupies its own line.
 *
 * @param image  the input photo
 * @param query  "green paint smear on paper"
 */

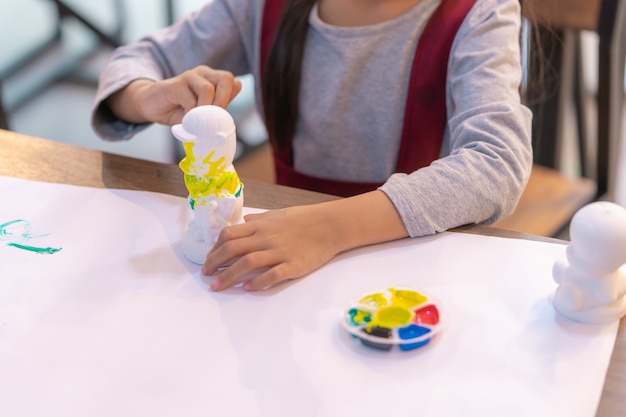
xmin=0 ymin=219 xmax=26 ymax=237
xmin=7 ymin=242 xmax=62 ymax=254
xmin=0 ymin=220 xmax=62 ymax=255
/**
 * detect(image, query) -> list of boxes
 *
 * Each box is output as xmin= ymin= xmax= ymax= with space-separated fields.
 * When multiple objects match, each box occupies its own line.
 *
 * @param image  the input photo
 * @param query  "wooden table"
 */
xmin=1 ymin=129 xmax=624 ymax=416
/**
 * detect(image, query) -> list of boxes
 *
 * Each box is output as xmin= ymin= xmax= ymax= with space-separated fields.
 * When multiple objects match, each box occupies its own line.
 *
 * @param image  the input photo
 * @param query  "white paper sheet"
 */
xmin=0 ymin=175 xmax=618 ymax=417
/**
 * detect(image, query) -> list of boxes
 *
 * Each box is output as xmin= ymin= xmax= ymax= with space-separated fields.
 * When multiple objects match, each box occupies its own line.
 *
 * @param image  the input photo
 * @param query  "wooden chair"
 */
xmin=0 ymin=79 xmax=8 ymax=130
xmin=493 ymin=0 xmax=626 ymax=237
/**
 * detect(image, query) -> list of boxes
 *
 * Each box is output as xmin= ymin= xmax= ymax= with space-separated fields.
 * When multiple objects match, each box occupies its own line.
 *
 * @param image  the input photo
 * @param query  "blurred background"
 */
xmin=0 ymin=0 xmax=625 ymax=217
xmin=0 ymin=0 xmax=268 ymax=167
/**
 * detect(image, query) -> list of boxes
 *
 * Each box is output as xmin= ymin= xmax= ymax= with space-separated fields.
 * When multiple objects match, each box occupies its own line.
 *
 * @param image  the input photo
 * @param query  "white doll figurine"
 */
xmin=552 ymin=201 xmax=626 ymax=324
xmin=172 ymin=105 xmax=244 ymax=264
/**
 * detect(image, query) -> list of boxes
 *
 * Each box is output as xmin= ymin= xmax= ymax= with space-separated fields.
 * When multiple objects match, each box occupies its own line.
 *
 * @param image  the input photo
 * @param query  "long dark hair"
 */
xmin=519 ymin=0 xmax=557 ymax=106
xmin=261 ymin=0 xmax=317 ymax=151
xmin=520 ymin=0 xmax=566 ymax=166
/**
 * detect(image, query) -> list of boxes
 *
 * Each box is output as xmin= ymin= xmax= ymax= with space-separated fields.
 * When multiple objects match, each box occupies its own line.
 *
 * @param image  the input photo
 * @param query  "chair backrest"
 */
xmin=0 ymin=79 xmax=8 ymax=130
xmin=598 ymin=0 xmax=626 ymax=202
xmin=522 ymin=0 xmax=625 ymax=202
xmin=523 ymin=0 xmax=600 ymax=31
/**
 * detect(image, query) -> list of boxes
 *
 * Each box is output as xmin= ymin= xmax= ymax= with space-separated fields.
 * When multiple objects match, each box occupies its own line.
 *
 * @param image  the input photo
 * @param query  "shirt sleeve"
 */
xmin=91 ymin=0 xmax=257 ymax=141
xmin=379 ymin=0 xmax=532 ymax=237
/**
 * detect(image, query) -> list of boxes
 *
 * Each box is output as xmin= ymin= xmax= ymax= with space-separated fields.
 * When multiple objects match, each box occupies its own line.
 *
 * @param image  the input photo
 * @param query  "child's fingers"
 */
xmin=228 ymin=77 xmax=243 ymax=102
xmin=170 ymin=66 xmax=242 ymax=112
xmin=242 ymin=264 xmax=294 ymax=291
xmin=209 ymin=250 xmax=277 ymax=291
xmin=193 ymin=66 xmax=240 ymax=108
xmin=201 ymin=223 xmax=255 ymax=275
xmin=186 ymin=72 xmax=217 ymax=107
xmin=211 ymin=72 xmax=241 ymax=108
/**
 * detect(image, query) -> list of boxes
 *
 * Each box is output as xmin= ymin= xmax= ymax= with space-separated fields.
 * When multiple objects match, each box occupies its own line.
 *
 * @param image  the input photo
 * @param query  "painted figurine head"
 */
xmin=171 ymin=105 xmax=237 ymax=164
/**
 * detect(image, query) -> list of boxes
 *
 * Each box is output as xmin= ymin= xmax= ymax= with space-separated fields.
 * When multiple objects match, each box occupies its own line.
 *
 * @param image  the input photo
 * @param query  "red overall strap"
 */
xmin=396 ymin=0 xmax=476 ymax=172
xmin=260 ymin=0 xmax=476 ymax=197
xmin=260 ymin=0 xmax=286 ymax=82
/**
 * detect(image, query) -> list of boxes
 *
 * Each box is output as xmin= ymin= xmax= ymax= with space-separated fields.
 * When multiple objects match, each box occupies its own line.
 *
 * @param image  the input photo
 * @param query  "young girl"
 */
xmin=92 ymin=0 xmax=532 ymax=291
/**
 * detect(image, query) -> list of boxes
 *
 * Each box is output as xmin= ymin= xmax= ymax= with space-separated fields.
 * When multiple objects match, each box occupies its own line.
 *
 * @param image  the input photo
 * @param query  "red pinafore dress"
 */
xmin=260 ymin=0 xmax=476 ymax=197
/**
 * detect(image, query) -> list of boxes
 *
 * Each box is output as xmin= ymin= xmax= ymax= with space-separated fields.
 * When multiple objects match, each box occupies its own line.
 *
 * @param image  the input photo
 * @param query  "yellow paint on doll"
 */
xmin=179 ymin=143 xmax=243 ymax=203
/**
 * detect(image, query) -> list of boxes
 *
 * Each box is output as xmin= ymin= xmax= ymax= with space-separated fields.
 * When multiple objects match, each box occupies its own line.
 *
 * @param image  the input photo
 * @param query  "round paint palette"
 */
xmin=341 ymin=287 xmax=442 ymax=351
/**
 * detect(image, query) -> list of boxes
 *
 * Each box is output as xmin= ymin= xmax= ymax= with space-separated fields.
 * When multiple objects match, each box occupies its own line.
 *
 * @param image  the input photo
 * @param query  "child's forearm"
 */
xmin=321 ymin=190 xmax=409 ymax=254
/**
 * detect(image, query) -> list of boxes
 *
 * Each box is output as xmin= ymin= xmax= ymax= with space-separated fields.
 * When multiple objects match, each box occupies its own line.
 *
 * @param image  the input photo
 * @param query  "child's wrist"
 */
xmin=127 ymin=79 xmax=156 ymax=122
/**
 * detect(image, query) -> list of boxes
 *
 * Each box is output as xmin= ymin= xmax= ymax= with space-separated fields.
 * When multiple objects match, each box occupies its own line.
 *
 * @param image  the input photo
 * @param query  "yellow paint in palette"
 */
xmin=358 ymin=292 xmax=389 ymax=309
xmin=361 ymin=288 xmax=428 ymax=330
xmin=359 ymin=288 xmax=427 ymax=332
xmin=367 ymin=305 xmax=413 ymax=331
xmin=389 ymin=287 xmax=428 ymax=308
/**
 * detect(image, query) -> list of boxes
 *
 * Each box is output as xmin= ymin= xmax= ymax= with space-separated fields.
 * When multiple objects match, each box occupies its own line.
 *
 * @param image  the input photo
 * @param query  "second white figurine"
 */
xmin=552 ymin=201 xmax=626 ymax=324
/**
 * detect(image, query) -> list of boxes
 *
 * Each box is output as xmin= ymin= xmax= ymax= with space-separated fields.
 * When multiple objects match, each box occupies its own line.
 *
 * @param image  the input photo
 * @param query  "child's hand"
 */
xmin=108 ymin=66 xmax=242 ymax=125
xmin=200 ymin=191 xmax=409 ymax=291
xmin=201 ymin=205 xmax=343 ymax=291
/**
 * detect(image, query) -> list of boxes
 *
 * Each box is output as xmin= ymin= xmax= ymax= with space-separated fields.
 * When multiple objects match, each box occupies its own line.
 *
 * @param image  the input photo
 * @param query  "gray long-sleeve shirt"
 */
xmin=92 ymin=0 xmax=532 ymax=237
